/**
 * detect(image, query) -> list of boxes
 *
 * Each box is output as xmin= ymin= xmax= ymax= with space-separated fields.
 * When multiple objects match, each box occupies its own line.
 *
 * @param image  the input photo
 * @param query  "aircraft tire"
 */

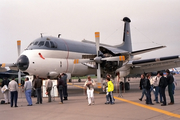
xmin=69 ymin=79 xmax=72 ymax=82
xmin=78 ymin=79 xmax=81 ymax=82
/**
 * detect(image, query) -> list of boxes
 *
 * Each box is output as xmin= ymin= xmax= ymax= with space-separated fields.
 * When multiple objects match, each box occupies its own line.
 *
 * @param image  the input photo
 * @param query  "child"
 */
xmin=105 ymin=77 xmax=114 ymax=104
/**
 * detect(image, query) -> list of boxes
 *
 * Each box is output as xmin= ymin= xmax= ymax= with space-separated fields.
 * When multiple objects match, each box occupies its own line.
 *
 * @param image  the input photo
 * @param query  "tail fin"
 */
xmin=116 ymin=17 xmax=132 ymax=52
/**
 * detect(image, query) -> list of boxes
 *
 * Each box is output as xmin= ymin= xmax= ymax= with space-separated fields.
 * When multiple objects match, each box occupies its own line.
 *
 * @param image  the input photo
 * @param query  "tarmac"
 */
xmin=0 ymin=76 xmax=180 ymax=120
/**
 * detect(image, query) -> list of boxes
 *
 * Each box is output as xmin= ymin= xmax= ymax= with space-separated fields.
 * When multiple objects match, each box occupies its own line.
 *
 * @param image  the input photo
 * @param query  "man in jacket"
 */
xmin=61 ymin=73 xmax=68 ymax=100
xmin=34 ymin=75 xmax=42 ymax=104
xmin=139 ymin=74 xmax=147 ymax=101
xmin=144 ymin=74 xmax=154 ymax=105
xmin=166 ymin=69 xmax=174 ymax=105
xmin=24 ymin=77 xmax=33 ymax=106
xmin=159 ymin=72 xmax=167 ymax=106
xmin=57 ymin=76 xmax=64 ymax=104
xmin=8 ymin=77 xmax=18 ymax=107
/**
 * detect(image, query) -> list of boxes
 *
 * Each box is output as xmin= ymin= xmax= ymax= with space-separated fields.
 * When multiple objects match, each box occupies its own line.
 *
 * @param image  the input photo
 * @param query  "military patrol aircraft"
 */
xmin=1 ymin=17 xmax=180 ymax=87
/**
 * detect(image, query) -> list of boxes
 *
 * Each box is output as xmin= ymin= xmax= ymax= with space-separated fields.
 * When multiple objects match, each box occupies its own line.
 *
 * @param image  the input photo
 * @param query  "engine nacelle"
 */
xmin=131 ymin=55 xmax=141 ymax=60
xmin=47 ymin=71 xmax=59 ymax=78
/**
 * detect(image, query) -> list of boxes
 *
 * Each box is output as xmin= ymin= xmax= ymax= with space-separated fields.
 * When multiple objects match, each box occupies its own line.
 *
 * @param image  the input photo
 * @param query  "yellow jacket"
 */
xmin=107 ymin=81 xmax=114 ymax=92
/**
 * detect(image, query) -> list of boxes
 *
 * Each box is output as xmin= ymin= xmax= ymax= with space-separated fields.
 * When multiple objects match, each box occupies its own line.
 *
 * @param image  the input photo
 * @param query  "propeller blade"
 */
xmin=17 ymin=40 xmax=21 ymax=87
xmin=0 ymin=63 xmax=15 ymax=68
xmin=95 ymin=32 xmax=101 ymax=88
xmin=17 ymin=40 xmax=21 ymax=57
xmin=95 ymin=32 xmax=100 ymax=55
xmin=101 ymin=56 xmax=125 ymax=61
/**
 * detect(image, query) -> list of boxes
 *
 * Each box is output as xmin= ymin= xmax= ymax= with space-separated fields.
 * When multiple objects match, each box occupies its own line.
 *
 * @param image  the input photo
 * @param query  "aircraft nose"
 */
xmin=17 ymin=55 xmax=29 ymax=71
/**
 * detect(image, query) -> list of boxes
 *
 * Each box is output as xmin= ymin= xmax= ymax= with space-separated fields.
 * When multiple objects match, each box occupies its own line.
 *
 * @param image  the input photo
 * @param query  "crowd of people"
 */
xmin=0 ymin=73 xmax=68 ymax=107
xmin=1 ymin=70 xmax=177 ymax=108
xmin=139 ymin=69 xmax=177 ymax=106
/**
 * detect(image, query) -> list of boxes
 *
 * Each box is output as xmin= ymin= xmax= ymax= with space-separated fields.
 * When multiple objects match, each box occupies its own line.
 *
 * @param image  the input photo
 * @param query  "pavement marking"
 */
xmin=68 ymin=82 xmax=180 ymax=119
xmin=114 ymin=96 xmax=180 ymax=119
xmin=68 ymin=83 xmax=84 ymax=89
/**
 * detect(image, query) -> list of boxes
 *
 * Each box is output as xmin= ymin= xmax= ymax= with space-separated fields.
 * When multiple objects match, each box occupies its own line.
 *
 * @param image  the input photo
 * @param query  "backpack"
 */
xmin=143 ymin=79 xmax=148 ymax=89
xmin=1 ymin=100 xmax=5 ymax=104
xmin=163 ymin=77 xmax=168 ymax=88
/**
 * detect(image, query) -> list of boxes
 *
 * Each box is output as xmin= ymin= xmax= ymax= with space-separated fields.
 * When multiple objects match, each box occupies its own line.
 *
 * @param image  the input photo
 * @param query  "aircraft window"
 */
xmin=38 ymin=41 xmax=45 ymax=46
xmin=50 ymin=41 xmax=57 ymax=48
xmin=34 ymin=41 xmax=39 ymax=45
xmin=27 ymin=42 xmax=34 ymax=48
xmin=45 ymin=41 xmax=50 ymax=48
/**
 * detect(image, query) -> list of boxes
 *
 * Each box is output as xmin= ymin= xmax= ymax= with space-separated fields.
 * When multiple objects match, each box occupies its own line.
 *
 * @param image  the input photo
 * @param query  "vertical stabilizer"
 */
xmin=116 ymin=17 xmax=132 ymax=52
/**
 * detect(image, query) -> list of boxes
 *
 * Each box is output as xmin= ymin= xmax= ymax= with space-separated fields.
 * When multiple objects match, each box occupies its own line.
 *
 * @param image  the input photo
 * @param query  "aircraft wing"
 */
xmin=0 ymin=63 xmax=18 ymax=71
xmin=0 ymin=67 xmax=8 ymax=72
xmin=127 ymin=55 xmax=180 ymax=76
xmin=0 ymin=70 xmax=26 ymax=78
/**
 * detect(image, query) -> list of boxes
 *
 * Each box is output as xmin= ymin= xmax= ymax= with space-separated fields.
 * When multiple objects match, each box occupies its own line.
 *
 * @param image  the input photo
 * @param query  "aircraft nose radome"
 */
xmin=17 ymin=55 xmax=29 ymax=71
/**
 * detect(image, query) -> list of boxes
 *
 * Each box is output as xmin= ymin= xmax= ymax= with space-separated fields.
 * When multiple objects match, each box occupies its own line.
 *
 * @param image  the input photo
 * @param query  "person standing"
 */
xmin=24 ymin=77 xmax=33 ymax=106
xmin=84 ymin=76 xmax=96 ymax=106
xmin=45 ymin=76 xmax=53 ymax=102
xmin=57 ymin=76 xmax=64 ymax=104
xmin=31 ymin=75 xmax=37 ymax=97
xmin=166 ymin=69 xmax=174 ymax=105
xmin=144 ymin=74 xmax=154 ymax=105
xmin=139 ymin=74 xmax=147 ymax=101
xmin=106 ymin=74 xmax=115 ymax=103
xmin=8 ymin=78 xmax=18 ymax=107
xmin=149 ymin=73 xmax=156 ymax=101
xmin=106 ymin=77 xmax=114 ymax=105
xmin=34 ymin=75 xmax=42 ymax=104
xmin=152 ymin=71 xmax=162 ymax=103
xmin=159 ymin=72 xmax=167 ymax=106
xmin=61 ymin=73 xmax=68 ymax=100
xmin=1 ymin=77 xmax=10 ymax=104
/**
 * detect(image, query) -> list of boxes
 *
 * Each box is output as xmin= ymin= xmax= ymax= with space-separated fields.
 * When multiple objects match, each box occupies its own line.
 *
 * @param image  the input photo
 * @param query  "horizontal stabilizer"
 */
xmin=131 ymin=46 xmax=166 ymax=55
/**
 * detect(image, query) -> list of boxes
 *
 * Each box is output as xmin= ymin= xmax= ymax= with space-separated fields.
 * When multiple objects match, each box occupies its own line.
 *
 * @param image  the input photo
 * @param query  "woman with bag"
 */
xmin=1 ymin=77 xmax=10 ymax=104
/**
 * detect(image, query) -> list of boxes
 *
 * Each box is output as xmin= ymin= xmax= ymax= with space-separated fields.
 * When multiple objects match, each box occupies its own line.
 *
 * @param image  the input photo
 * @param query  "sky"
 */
xmin=0 ymin=0 xmax=180 ymax=63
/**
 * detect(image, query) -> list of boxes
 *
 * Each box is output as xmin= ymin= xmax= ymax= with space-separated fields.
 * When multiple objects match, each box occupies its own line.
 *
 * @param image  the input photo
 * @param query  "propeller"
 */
xmin=73 ymin=32 xmax=125 ymax=89
xmin=17 ymin=40 xmax=21 ymax=87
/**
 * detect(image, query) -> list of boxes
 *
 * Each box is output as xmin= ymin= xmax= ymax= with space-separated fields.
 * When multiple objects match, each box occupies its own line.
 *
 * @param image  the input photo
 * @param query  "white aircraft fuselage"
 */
xmin=18 ymin=36 xmax=105 ymax=78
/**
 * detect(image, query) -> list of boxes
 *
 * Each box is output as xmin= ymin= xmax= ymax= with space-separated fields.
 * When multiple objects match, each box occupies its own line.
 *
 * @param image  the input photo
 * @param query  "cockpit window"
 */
xmin=45 ymin=41 xmax=50 ymax=48
xmin=38 ymin=41 xmax=45 ymax=46
xmin=34 ymin=41 xmax=39 ymax=45
xmin=50 ymin=41 xmax=57 ymax=48
xmin=27 ymin=42 xmax=34 ymax=48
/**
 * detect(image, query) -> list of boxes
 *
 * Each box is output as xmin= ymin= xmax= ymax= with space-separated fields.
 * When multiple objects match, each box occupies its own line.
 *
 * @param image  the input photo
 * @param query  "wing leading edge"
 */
xmin=128 ymin=55 xmax=180 ymax=76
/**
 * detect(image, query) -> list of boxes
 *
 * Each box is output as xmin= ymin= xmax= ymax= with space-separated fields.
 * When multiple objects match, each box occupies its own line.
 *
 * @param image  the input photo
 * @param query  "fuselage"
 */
xmin=17 ymin=36 xmax=121 ymax=78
